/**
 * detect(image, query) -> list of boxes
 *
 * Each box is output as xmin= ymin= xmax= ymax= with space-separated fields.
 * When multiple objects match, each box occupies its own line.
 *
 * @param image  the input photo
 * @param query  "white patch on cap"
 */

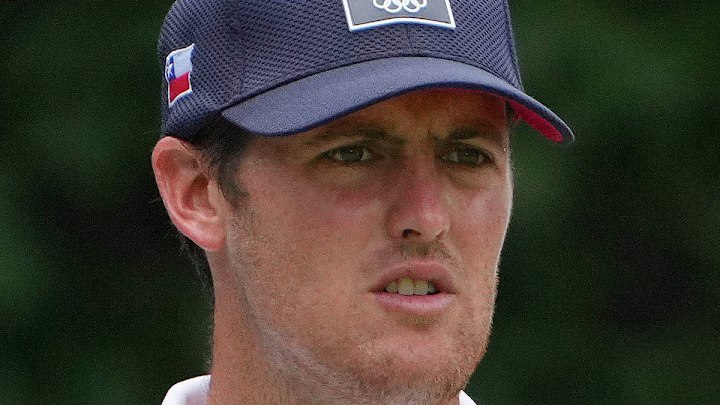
xmin=373 ymin=0 xmax=427 ymax=13
xmin=342 ymin=0 xmax=455 ymax=31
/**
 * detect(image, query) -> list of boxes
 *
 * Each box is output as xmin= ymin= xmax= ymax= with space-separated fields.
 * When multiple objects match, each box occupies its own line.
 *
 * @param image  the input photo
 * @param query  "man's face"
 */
xmin=220 ymin=88 xmax=513 ymax=402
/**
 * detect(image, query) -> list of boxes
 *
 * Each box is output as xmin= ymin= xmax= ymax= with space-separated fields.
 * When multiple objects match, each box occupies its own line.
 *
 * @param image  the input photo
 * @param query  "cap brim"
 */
xmin=222 ymin=57 xmax=574 ymax=144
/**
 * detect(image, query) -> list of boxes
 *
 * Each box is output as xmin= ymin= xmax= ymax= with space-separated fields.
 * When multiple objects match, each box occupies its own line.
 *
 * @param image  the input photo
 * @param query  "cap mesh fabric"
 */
xmin=412 ymin=0 xmax=521 ymax=88
xmin=159 ymin=0 xmax=243 ymax=139
xmin=237 ymin=1 xmax=413 ymax=96
xmin=235 ymin=0 xmax=521 ymax=97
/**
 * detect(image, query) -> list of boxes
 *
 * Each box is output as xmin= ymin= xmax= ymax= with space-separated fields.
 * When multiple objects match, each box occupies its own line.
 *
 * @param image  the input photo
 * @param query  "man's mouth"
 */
xmin=372 ymin=264 xmax=455 ymax=316
xmin=384 ymin=277 xmax=438 ymax=296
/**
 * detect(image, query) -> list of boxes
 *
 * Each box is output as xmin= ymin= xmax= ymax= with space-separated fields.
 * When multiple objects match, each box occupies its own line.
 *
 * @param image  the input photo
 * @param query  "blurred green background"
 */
xmin=1 ymin=0 xmax=718 ymax=404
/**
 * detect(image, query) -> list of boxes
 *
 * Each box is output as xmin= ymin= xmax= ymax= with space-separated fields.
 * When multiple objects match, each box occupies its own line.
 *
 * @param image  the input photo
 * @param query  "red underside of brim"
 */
xmin=509 ymin=100 xmax=563 ymax=143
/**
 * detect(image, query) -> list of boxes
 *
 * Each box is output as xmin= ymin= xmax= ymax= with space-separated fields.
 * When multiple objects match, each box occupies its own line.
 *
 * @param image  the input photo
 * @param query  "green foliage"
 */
xmin=2 ymin=0 xmax=718 ymax=403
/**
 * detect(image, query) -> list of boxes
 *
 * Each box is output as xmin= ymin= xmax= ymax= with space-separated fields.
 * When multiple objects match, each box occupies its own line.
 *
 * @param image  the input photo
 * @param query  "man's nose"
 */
xmin=385 ymin=158 xmax=451 ymax=242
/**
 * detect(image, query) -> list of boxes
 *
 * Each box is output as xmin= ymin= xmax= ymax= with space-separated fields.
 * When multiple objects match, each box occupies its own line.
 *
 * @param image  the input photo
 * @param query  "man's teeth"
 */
xmin=385 ymin=277 xmax=437 ymax=295
xmin=398 ymin=278 xmax=414 ymax=295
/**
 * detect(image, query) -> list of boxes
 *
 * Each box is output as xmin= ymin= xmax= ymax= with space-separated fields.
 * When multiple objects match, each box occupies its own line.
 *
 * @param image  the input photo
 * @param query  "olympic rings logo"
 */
xmin=373 ymin=0 xmax=428 ymax=13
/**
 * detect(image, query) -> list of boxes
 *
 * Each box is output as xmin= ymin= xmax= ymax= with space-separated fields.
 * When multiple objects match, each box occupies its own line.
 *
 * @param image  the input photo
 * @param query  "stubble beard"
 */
xmin=226 ymin=211 xmax=497 ymax=404
xmin=232 ymin=266 xmax=496 ymax=404
xmin=246 ymin=310 xmax=494 ymax=405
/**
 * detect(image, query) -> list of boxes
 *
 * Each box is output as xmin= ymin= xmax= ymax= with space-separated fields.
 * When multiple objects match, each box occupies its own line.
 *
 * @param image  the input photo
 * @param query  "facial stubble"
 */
xmin=222 ymin=203 xmax=499 ymax=405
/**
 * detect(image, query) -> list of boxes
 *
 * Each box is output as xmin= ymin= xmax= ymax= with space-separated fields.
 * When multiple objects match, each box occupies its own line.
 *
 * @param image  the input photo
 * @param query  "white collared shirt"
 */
xmin=162 ymin=375 xmax=479 ymax=405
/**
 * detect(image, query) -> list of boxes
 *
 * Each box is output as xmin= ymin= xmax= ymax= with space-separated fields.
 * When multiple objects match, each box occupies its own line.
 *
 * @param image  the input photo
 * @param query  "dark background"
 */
xmin=1 ymin=1 xmax=718 ymax=404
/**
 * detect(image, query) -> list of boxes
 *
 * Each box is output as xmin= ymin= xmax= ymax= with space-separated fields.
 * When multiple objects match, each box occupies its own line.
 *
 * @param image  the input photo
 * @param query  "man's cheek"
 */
xmin=459 ymin=196 xmax=511 ymax=246
xmin=288 ymin=196 xmax=380 ymax=243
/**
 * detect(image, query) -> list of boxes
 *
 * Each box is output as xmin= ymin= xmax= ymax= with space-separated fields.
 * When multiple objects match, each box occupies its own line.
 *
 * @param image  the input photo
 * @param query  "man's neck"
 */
xmin=207 ymin=281 xmax=291 ymax=405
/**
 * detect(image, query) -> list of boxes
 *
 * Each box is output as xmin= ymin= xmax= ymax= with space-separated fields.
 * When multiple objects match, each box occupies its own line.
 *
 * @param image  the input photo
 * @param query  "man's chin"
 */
xmin=259 ymin=313 xmax=490 ymax=403
xmin=342 ymin=337 xmax=486 ymax=403
xmin=345 ymin=358 xmax=475 ymax=405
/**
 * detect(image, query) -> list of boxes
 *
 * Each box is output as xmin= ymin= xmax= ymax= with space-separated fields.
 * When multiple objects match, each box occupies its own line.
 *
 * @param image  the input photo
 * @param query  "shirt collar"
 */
xmin=162 ymin=375 xmax=478 ymax=405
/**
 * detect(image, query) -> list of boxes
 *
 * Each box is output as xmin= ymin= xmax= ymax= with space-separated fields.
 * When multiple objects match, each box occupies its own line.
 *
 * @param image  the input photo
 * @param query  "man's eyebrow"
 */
xmin=302 ymin=126 xmax=405 ymax=147
xmin=442 ymin=127 xmax=507 ymax=145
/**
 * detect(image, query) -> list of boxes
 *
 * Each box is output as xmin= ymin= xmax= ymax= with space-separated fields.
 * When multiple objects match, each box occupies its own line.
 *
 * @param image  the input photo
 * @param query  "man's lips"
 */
xmin=370 ymin=261 xmax=457 ymax=316
xmin=373 ymin=291 xmax=455 ymax=316
xmin=371 ymin=261 xmax=457 ymax=295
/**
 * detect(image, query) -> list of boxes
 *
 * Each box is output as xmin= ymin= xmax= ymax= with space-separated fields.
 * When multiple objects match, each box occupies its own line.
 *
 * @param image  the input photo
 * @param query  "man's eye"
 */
xmin=442 ymin=147 xmax=488 ymax=167
xmin=325 ymin=146 xmax=373 ymax=163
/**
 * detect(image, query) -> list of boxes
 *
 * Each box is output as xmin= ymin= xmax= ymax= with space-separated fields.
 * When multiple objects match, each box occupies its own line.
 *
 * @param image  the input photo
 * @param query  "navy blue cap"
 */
xmin=158 ymin=0 xmax=574 ymax=144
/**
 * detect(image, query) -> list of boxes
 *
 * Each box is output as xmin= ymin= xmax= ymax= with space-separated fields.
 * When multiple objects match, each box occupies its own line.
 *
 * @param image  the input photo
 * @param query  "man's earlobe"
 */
xmin=152 ymin=136 xmax=226 ymax=252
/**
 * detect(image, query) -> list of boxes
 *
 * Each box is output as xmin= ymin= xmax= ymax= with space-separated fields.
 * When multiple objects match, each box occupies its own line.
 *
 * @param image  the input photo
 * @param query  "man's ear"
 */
xmin=152 ymin=136 xmax=226 ymax=252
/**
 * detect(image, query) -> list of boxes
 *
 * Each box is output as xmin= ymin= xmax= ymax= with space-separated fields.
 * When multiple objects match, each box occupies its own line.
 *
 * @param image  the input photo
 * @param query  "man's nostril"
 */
xmin=402 ymin=229 xmax=420 ymax=238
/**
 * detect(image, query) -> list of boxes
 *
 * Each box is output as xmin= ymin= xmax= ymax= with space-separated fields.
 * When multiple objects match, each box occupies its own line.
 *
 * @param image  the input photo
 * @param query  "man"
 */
xmin=154 ymin=0 xmax=573 ymax=404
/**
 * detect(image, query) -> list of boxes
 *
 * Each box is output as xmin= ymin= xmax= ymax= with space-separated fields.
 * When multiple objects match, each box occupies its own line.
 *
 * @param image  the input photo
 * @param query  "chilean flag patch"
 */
xmin=165 ymin=44 xmax=195 ymax=106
